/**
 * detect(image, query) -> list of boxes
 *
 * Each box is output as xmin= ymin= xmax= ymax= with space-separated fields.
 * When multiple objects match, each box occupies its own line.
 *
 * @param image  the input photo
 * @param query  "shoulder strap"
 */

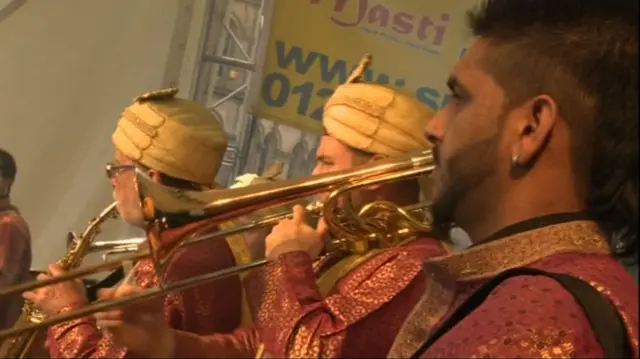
xmin=85 ymin=267 xmax=125 ymax=302
xmin=410 ymin=267 xmax=631 ymax=359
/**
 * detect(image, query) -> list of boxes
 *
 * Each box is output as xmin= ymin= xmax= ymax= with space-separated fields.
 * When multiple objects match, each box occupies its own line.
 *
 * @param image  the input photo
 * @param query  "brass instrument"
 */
xmin=0 ymin=202 xmax=119 ymax=358
xmin=0 ymin=149 xmax=434 ymax=340
xmin=83 ymin=237 xmax=146 ymax=261
xmin=85 ymin=200 xmax=322 ymax=262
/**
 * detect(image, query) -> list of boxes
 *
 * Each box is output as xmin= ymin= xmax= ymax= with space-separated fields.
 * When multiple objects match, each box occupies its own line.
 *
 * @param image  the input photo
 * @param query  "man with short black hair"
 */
xmin=0 ymin=148 xmax=32 ymax=330
xmin=402 ymin=0 xmax=638 ymax=357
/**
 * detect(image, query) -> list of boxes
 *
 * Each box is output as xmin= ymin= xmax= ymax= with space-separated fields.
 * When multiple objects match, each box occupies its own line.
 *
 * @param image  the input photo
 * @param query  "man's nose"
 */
xmin=424 ymin=111 xmax=445 ymax=146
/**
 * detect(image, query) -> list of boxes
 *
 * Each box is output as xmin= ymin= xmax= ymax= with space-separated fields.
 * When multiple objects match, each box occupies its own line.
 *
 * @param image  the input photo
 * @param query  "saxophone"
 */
xmin=0 ymin=202 xmax=119 ymax=358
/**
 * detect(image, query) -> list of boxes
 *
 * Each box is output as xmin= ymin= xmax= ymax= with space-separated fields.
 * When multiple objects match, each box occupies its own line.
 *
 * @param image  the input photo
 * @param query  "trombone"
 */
xmin=84 ymin=201 xmax=324 ymax=261
xmin=0 ymin=149 xmax=435 ymax=340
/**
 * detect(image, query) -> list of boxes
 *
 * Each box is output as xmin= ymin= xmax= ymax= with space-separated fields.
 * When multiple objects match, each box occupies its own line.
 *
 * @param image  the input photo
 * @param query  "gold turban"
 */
xmin=323 ymin=55 xmax=433 ymax=156
xmin=112 ymin=88 xmax=228 ymax=187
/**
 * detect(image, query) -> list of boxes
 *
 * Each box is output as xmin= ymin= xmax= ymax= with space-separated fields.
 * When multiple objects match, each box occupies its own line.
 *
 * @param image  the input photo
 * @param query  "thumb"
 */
xmin=48 ymin=263 xmax=64 ymax=276
xmin=316 ymin=217 xmax=329 ymax=237
xmin=291 ymin=204 xmax=307 ymax=224
xmin=115 ymin=284 xmax=143 ymax=297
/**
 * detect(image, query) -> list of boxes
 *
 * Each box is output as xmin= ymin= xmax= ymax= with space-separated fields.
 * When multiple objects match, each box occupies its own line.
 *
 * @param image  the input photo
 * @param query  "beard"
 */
xmin=431 ymin=135 xmax=501 ymax=235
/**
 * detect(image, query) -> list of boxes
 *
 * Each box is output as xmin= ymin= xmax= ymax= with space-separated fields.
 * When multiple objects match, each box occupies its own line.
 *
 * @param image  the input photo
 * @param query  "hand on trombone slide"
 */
xmin=93 ymin=284 xmax=173 ymax=358
xmin=264 ymin=204 xmax=329 ymax=261
xmin=22 ymin=263 xmax=88 ymax=316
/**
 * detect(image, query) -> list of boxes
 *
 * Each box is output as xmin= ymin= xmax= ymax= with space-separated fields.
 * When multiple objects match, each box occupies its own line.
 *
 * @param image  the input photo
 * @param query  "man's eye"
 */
xmin=449 ymin=90 xmax=463 ymax=99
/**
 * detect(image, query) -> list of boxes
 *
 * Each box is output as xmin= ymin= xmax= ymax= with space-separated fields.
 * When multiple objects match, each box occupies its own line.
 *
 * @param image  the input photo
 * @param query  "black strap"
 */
xmin=85 ymin=267 xmax=125 ymax=302
xmin=410 ymin=267 xmax=631 ymax=358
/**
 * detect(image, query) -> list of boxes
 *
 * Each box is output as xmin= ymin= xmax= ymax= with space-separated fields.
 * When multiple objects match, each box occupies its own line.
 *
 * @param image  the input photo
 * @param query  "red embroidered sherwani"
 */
xmin=387 ymin=217 xmax=639 ymax=358
xmin=46 ymin=218 xmax=251 ymax=358
xmin=167 ymin=236 xmax=448 ymax=358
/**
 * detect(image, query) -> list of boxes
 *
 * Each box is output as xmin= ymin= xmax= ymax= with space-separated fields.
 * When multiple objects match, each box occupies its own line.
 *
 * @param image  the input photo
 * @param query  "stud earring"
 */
xmin=511 ymin=155 xmax=520 ymax=167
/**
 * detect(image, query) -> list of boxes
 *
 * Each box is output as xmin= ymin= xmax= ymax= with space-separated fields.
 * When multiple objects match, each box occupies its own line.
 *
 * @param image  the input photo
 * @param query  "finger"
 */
xmin=95 ymin=318 xmax=124 ymax=329
xmin=267 ymin=220 xmax=288 ymax=237
xmin=316 ymin=217 xmax=329 ymax=237
xmin=291 ymin=205 xmax=307 ymax=224
xmin=48 ymin=263 xmax=64 ymax=276
xmin=97 ymin=288 xmax=116 ymax=300
xmin=94 ymin=309 xmax=123 ymax=322
xmin=121 ymin=303 xmax=161 ymax=320
xmin=22 ymin=291 xmax=36 ymax=301
xmin=115 ymin=284 xmax=144 ymax=297
xmin=36 ymin=273 xmax=50 ymax=281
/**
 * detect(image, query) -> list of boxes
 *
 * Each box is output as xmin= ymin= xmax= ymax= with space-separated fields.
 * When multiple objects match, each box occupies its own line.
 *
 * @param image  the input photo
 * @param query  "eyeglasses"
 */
xmin=105 ymin=163 xmax=136 ymax=179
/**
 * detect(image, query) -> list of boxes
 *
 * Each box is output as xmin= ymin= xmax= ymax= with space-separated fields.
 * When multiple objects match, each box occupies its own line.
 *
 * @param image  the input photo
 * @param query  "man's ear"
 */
xmin=511 ymin=95 xmax=558 ymax=167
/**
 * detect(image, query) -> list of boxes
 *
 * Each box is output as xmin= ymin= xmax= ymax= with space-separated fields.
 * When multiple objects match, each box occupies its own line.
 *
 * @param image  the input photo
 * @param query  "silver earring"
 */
xmin=511 ymin=155 xmax=520 ymax=167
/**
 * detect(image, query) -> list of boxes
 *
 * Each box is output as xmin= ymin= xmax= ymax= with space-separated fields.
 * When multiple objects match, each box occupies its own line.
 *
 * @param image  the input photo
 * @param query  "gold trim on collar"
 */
xmin=425 ymin=220 xmax=611 ymax=280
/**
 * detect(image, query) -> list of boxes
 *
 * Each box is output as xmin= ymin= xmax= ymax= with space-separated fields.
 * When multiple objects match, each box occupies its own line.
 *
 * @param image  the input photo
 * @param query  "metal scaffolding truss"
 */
xmin=194 ymin=0 xmax=273 ymax=182
xmin=0 ymin=0 xmax=27 ymax=24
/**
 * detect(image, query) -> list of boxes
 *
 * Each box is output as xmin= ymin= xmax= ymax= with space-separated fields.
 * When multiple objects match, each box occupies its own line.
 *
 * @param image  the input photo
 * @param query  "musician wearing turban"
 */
xmin=24 ymin=88 xmax=254 ymax=358
xmin=90 ymin=56 xmax=451 ymax=358
xmin=250 ymin=58 xmax=449 ymax=358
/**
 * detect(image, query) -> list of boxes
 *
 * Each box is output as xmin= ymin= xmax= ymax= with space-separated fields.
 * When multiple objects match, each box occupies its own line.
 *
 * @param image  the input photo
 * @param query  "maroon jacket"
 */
xmin=0 ymin=204 xmax=32 ymax=330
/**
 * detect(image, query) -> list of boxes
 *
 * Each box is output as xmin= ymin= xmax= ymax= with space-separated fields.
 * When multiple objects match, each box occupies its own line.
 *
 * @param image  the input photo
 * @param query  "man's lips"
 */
xmin=432 ymin=146 xmax=441 ymax=167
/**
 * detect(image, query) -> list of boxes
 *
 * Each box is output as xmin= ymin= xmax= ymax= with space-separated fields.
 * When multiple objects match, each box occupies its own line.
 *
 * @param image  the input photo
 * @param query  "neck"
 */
xmin=458 ymin=176 xmax=585 ymax=243
xmin=0 ymin=197 xmax=10 ymax=209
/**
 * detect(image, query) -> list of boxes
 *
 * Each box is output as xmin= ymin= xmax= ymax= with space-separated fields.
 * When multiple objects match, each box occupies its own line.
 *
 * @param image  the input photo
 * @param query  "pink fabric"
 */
xmin=421 ymin=253 xmax=639 ymax=358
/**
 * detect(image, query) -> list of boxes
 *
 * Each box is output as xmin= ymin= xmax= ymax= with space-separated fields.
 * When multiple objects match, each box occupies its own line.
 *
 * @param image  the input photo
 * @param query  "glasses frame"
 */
xmin=105 ymin=163 xmax=137 ymax=179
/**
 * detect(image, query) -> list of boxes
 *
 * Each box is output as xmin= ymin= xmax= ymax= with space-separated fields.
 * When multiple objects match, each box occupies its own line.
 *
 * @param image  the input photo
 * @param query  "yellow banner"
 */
xmin=253 ymin=0 xmax=479 ymax=133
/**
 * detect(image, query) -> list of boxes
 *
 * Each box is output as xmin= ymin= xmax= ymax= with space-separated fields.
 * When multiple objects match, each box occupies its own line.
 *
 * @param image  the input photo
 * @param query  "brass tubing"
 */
xmin=0 ymin=251 xmax=148 ymax=298
xmin=0 ymin=202 xmax=431 ymax=339
xmin=0 ymin=259 xmax=269 ymax=339
xmin=0 ymin=149 xmax=435 ymax=339
xmin=183 ymin=201 xmax=322 ymax=248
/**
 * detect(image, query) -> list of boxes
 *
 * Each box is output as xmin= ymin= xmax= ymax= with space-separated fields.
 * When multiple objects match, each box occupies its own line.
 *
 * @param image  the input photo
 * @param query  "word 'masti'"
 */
xmin=311 ymin=0 xmax=450 ymax=46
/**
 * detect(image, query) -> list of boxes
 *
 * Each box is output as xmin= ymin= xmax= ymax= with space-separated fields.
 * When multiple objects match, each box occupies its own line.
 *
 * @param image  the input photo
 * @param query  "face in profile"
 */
xmin=312 ymin=135 xmax=360 ymax=200
xmin=424 ymin=39 xmax=513 ymax=229
xmin=110 ymin=151 xmax=145 ymax=228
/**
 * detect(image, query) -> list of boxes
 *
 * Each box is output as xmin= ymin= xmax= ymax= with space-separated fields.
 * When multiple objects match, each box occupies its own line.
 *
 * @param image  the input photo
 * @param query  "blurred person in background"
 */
xmin=0 ymin=148 xmax=32 ymax=330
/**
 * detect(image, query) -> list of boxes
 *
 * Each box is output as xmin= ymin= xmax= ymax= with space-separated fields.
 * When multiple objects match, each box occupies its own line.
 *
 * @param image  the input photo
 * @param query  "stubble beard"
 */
xmin=431 ymin=136 xmax=501 ymax=236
